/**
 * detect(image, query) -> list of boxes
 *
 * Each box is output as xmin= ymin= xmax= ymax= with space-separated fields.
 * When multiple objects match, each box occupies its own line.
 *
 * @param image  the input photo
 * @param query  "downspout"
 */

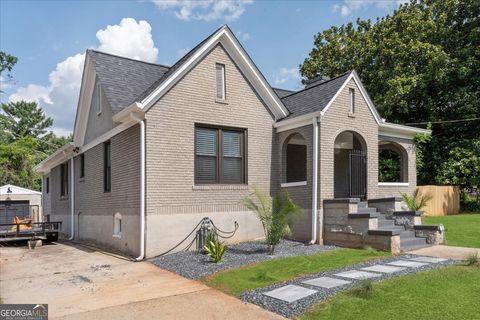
xmin=131 ymin=113 xmax=145 ymax=261
xmin=68 ymin=156 xmax=75 ymax=240
xmin=310 ymin=116 xmax=319 ymax=244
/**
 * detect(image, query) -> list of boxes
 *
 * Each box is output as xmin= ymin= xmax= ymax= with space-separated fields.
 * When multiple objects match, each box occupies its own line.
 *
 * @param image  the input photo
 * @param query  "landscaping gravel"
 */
xmin=150 ymin=240 xmax=337 ymax=279
xmin=240 ymin=255 xmax=458 ymax=318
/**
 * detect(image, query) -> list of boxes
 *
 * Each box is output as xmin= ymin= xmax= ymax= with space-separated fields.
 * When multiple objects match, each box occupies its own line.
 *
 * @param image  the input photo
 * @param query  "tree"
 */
xmin=0 ymin=101 xmax=53 ymax=143
xmin=300 ymin=0 xmax=480 ymax=187
xmin=436 ymin=139 xmax=480 ymax=206
xmin=0 ymin=100 xmax=70 ymax=190
xmin=0 ymin=51 xmax=18 ymax=93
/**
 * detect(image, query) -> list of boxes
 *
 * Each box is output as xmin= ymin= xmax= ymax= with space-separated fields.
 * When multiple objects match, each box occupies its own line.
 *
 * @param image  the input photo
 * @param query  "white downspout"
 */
xmin=310 ymin=116 xmax=319 ymax=244
xmin=68 ymin=156 xmax=75 ymax=240
xmin=131 ymin=114 xmax=145 ymax=261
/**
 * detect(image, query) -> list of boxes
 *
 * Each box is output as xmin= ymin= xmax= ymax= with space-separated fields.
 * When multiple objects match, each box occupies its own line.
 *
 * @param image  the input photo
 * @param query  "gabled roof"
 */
xmin=280 ymin=71 xmax=352 ymax=120
xmin=273 ymin=87 xmax=296 ymax=99
xmin=0 ymin=184 xmax=42 ymax=195
xmin=88 ymin=50 xmax=169 ymax=113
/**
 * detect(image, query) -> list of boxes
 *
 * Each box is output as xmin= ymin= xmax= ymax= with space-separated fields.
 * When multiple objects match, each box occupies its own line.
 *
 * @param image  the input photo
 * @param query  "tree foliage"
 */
xmin=0 ymin=101 xmax=71 ymax=190
xmin=0 ymin=51 xmax=18 ymax=93
xmin=300 ymin=0 xmax=480 ymax=186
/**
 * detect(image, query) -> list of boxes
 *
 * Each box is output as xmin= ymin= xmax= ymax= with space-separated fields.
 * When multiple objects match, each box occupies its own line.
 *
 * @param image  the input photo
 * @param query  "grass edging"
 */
xmin=201 ymin=248 xmax=390 ymax=296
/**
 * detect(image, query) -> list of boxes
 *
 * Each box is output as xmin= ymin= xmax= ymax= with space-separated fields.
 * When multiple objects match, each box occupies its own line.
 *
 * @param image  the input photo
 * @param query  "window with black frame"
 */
xmin=195 ymin=126 xmax=246 ymax=184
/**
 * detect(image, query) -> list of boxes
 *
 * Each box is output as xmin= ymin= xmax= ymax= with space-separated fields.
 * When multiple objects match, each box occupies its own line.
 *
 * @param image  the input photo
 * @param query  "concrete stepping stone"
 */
xmin=263 ymin=285 xmax=317 ymax=303
xmin=333 ymin=270 xmax=382 ymax=280
xmin=302 ymin=276 xmax=351 ymax=289
xmin=386 ymin=260 xmax=429 ymax=268
xmin=361 ymin=264 xmax=406 ymax=274
xmin=409 ymin=256 xmax=448 ymax=263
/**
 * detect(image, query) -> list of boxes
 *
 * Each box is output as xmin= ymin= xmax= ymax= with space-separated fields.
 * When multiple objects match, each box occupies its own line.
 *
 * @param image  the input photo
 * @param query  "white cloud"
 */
xmin=9 ymin=18 xmax=159 ymax=136
xmin=333 ymin=0 xmax=407 ymax=16
xmin=151 ymin=0 xmax=254 ymax=22
xmin=236 ymin=31 xmax=250 ymax=42
xmin=96 ymin=18 xmax=158 ymax=62
xmin=273 ymin=67 xmax=301 ymax=86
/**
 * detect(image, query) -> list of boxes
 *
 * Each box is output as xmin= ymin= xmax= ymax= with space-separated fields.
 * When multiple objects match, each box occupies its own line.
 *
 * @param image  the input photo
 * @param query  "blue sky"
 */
xmin=0 ymin=0 xmax=404 ymax=135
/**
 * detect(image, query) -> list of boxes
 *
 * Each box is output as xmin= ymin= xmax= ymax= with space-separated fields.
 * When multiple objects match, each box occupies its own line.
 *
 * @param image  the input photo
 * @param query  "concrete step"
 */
xmin=378 ymin=219 xmax=396 ymax=228
xmin=357 ymin=207 xmax=377 ymax=214
xmin=358 ymin=201 xmax=368 ymax=209
xmin=378 ymin=226 xmax=405 ymax=232
xmin=400 ymin=237 xmax=428 ymax=251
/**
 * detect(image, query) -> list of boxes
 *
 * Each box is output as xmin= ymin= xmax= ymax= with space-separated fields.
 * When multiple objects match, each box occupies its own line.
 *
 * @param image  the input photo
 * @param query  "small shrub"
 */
xmin=201 ymin=229 xmax=218 ymax=254
xmin=242 ymin=186 xmax=300 ymax=255
xmin=400 ymin=188 xmax=433 ymax=211
xmin=464 ymin=254 xmax=479 ymax=267
xmin=349 ymin=279 xmax=374 ymax=298
xmin=204 ymin=240 xmax=227 ymax=263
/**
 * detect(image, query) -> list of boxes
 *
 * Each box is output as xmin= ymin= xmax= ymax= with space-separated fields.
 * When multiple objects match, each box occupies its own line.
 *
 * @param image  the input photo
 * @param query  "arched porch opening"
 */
xmin=379 ymin=141 xmax=408 ymax=182
xmin=334 ymin=131 xmax=367 ymax=198
xmin=282 ymin=133 xmax=307 ymax=184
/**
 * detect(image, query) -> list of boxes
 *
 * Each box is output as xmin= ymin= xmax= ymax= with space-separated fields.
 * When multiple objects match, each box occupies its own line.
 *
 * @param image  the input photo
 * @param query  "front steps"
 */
xmin=358 ymin=201 xmax=430 ymax=252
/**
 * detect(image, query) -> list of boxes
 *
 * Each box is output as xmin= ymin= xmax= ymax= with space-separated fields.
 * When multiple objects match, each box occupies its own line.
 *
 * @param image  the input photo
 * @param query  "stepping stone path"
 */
xmin=386 ymin=260 xmax=430 ymax=268
xmin=263 ymin=285 xmax=317 ymax=303
xmin=242 ymin=255 xmax=456 ymax=318
xmin=361 ymin=264 xmax=406 ymax=274
xmin=301 ymin=276 xmax=351 ymax=289
xmin=333 ymin=270 xmax=382 ymax=279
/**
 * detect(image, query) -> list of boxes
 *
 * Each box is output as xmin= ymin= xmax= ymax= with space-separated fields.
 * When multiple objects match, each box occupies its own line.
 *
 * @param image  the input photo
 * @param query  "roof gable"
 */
xmin=0 ymin=184 xmax=41 ymax=195
xmin=138 ymin=25 xmax=289 ymax=120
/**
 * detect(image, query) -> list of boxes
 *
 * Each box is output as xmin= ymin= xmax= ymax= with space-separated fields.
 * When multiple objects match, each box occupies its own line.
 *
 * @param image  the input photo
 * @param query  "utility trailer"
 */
xmin=0 ymin=221 xmax=62 ymax=242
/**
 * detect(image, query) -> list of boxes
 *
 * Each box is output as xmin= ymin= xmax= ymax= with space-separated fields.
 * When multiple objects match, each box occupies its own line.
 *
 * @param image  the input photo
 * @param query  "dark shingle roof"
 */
xmin=280 ymin=71 xmax=352 ymax=120
xmin=87 ymin=50 xmax=169 ymax=113
xmin=273 ymin=87 xmax=296 ymax=98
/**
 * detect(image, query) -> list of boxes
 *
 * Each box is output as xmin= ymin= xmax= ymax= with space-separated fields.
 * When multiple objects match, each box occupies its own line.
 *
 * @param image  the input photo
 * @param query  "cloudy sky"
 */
xmin=0 ymin=0 xmax=405 ymax=136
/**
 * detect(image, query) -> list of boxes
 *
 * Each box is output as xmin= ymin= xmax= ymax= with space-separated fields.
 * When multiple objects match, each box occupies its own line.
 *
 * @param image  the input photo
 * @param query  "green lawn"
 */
xmin=424 ymin=213 xmax=480 ymax=248
xmin=302 ymin=265 xmax=480 ymax=320
xmin=201 ymin=248 xmax=390 ymax=296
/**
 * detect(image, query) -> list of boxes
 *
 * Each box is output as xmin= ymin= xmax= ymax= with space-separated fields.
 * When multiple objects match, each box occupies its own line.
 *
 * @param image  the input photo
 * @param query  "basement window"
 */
xmin=113 ymin=212 xmax=122 ymax=238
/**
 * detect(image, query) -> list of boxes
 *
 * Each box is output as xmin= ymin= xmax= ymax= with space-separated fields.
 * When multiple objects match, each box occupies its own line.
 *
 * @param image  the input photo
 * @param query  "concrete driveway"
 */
xmin=0 ymin=241 xmax=283 ymax=319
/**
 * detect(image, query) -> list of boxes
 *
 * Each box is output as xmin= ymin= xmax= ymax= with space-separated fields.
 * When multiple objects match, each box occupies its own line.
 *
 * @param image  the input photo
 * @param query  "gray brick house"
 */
xmin=35 ymin=25 xmax=429 ymax=258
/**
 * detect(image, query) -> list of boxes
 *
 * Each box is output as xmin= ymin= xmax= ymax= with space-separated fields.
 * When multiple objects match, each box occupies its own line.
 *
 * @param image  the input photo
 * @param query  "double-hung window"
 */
xmin=195 ymin=126 xmax=246 ymax=184
xmin=60 ymin=162 xmax=68 ymax=197
xmin=104 ymin=141 xmax=111 ymax=192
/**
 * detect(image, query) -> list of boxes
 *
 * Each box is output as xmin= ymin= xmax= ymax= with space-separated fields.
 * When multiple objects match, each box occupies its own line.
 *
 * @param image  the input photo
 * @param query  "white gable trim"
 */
xmin=321 ymin=71 xmax=382 ymax=124
xmin=140 ymin=26 xmax=289 ymax=120
xmin=73 ymin=54 xmax=97 ymax=147
xmin=0 ymin=184 xmax=42 ymax=195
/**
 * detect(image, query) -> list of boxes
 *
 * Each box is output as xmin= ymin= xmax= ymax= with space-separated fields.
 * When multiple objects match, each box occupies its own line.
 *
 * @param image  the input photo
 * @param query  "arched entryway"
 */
xmin=334 ymin=131 xmax=367 ymax=199
xmin=379 ymin=141 xmax=408 ymax=183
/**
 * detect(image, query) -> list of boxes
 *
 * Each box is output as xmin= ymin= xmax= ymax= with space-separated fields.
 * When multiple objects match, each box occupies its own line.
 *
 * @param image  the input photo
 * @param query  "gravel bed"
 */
xmin=150 ymin=240 xmax=337 ymax=279
xmin=240 ymin=255 xmax=458 ymax=318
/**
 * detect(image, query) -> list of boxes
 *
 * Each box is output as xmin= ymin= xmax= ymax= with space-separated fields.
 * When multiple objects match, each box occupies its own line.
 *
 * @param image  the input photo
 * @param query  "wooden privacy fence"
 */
xmin=418 ymin=185 xmax=460 ymax=216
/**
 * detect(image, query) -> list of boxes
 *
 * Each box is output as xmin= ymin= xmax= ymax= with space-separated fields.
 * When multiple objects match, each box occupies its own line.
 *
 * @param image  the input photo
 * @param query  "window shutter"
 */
xmin=216 ymin=64 xmax=225 ymax=100
xmin=222 ymin=131 xmax=243 ymax=184
xmin=195 ymin=128 xmax=217 ymax=183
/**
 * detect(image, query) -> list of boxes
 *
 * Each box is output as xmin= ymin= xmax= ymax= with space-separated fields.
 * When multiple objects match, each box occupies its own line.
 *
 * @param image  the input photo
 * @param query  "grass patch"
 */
xmin=201 ymin=248 xmax=389 ymax=296
xmin=424 ymin=213 xmax=480 ymax=248
xmin=301 ymin=265 xmax=480 ymax=320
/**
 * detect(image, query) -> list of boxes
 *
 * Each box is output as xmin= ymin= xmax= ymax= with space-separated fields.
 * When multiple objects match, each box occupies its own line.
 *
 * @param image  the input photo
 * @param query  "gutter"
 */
xmin=68 ymin=156 xmax=75 ymax=240
xmin=310 ymin=116 xmax=320 ymax=244
xmin=129 ymin=112 xmax=146 ymax=261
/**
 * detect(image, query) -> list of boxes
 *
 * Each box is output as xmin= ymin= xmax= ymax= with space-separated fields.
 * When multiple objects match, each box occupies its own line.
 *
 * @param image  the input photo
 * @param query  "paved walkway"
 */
xmin=408 ymin=245 xmax=480 ymax=260
xmin=241 ymin=255 xmax=455 ymax=318
xmin=0 ymin=241 xmax=283 ymax=320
